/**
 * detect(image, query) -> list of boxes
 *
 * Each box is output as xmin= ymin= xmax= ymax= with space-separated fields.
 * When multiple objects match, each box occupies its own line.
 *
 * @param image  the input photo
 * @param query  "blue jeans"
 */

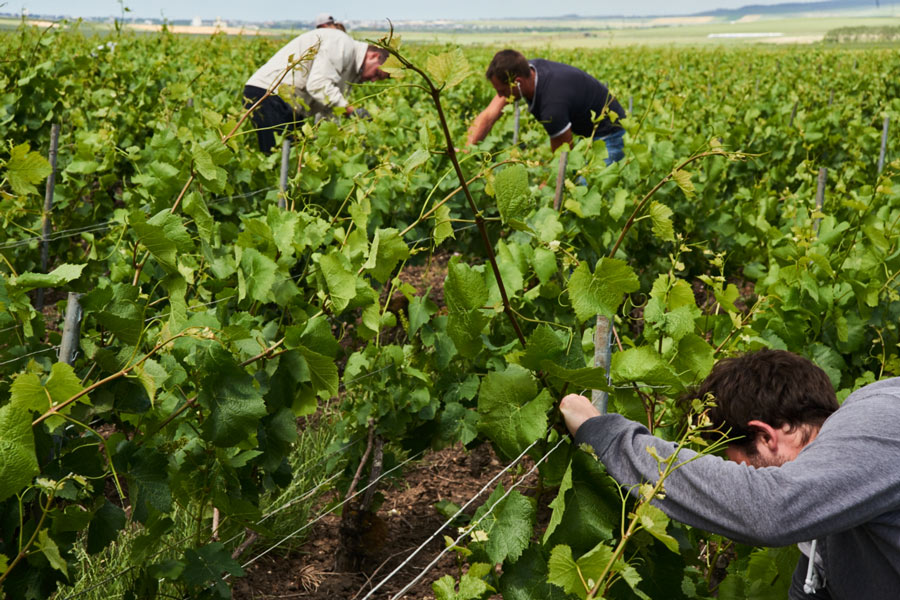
xmin=575 ymin=129 xmax=626 ymax=186
xmin=596 ymin=128 xmax=625 ymax=166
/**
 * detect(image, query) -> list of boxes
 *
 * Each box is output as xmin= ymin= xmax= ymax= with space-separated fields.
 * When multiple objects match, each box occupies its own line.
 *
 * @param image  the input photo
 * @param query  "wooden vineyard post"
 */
xmin=828 ymin=89 xmax=834 ymax=106
xmin=814 ymin=167 xmax=827 ymax=234
xmin=36 ymin=123 xmax=61 ymax=310
xmin=878 ymin=116 xmax=890 ymax=174
xmin=628 ymin=95 xmax=634 ymax=116
xmin=592 ymin=315 xmax=613 ymax=413
xmin=278 ymin=136 xmax=290 ymax=210
xmin=789 ymin=100 xmax=799 ymax=128
xmin=553 ymin=151 xmax=568 ymax=211
xmin=512 ymin=99 xmax=520 ymax=145
xmin=58 ymin=292 xmax=83 ymax=366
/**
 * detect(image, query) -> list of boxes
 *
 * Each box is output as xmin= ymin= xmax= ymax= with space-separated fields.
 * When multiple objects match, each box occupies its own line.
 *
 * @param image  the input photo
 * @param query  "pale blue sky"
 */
xmin=10 ymin=0 xmax=819 ymax=21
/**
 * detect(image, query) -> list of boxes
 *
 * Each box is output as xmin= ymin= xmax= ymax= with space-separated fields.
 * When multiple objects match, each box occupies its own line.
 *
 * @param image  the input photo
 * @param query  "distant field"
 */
xmin=3 ymin=15 xmax=900 ymax=47
xmin=359 ymin=17 xmax=900 ymax=47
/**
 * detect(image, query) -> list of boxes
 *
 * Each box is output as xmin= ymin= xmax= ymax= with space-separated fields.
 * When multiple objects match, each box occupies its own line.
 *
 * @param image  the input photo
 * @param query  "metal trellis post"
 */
xmin=37 ymin=123 xmax=61 ymax=310
xmin=278 ymin=136 xmax=290 ymax=209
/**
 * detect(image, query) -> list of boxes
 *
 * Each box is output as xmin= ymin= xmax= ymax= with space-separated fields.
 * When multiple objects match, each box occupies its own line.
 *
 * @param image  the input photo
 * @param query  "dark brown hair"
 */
xmin=697 ymin=349 xmax=838 ymax=450
xmin=367 ymin=45 xmax=389 ymax=62
xmin=485 ymin=49 xmax=530 ymax=82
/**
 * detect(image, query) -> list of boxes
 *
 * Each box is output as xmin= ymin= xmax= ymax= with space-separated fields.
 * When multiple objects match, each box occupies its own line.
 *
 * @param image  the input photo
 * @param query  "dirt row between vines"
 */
xmin=233 ymin=443 xmax=531 ymax=599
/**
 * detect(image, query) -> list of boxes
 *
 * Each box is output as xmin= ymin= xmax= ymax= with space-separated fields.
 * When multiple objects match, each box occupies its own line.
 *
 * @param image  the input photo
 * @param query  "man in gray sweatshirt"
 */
xmin=560 ymin=349 xmax=900 ymax=599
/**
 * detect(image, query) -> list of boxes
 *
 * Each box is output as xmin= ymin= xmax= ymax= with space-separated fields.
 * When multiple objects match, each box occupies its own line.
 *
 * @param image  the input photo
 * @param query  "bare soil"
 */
xmin=232 ymin=443 xmax=529 ymax=600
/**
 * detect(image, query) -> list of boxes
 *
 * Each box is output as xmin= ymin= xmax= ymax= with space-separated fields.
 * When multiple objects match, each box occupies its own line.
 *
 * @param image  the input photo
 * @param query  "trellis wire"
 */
xmin=0 ymin=186 xmax=277 ymax=252
xmin=383 ymin=436 xmax=568 ymax=600
xmin=0 ymin=222 xmax=114 ymax=251
xmin=240 ymin=449 xmax=426 ymax=571
xmin=0 ymin=346 xmax=59 ymax=367
xmin=359 ymin=438 xmax=542 ymax=600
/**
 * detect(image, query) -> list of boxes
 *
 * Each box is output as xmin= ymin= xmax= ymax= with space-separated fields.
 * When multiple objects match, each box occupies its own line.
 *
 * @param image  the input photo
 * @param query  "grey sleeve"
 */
xmin=574 ymin=391 xmax=900 ymax=547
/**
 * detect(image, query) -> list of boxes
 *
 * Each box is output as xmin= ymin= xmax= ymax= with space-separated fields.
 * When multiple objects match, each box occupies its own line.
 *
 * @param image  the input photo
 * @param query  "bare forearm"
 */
xmin=549 ymin=128 xmax=574 ymax=153
xmin=466 ymin=95 xmax=506 ymax=146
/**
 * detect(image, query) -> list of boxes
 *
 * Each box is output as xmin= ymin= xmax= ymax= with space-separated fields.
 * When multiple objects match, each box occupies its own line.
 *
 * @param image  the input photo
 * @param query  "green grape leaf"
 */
xmin=191 ymin=143 xmax=218 ymax=181
xmin=180 ymin=542 xmax=244 ymax=592
xmin=44 ymin=362 xmax=88 ymax=406
xmin=239 ymin=247 xmax=278 ymax=303
xmin=87 ymin=501 xmax=127 ymax=555
xmin=611 ymin=346 xmax=679 ymax=387
xmin=445 ymin=257 xmax=488 ymax=312
xmin=543 ymin=461 xmax=573 ymax=543
xmin=477 ymin=489 xmax=534 ymax=564
xmin=649 ymin=201 xmax=675 ymax=242
xmin=380 ymin=53 xmax=406 ymax=78
xmin=131 ymin=212 xmax=180 ymax=272
xmin=714 ymin=283 xmax=740 ymax=312
xmin=433 ymin=204 xmax=454 ymax=246
xmin=672 ymin=334 xmax=715 ymax=384
xmin=8 ymin=263 xmax=85 ymax=291
xmin=363 ymin=228 xmax=409 ymax=284
xmin=426 ymin=48 xmax=471 ymax=89
xmin=200 ymin=372 xmax=268 ymax=447
xmin=548 ymin=542 xmax=616 ymax=599
xmin=121 ymin=445 xmax=172 ymax=523
xmin=9 ymin=363 xmax=88 ymax=414
xmin=499 ymin=545 xmax=569 ymax=600
xmin=532 ymin=247 xmax=557 ymax=284
xmin=37 ymin=529 xmax=67 ymax=577
xmin=318 ymin=253 xmax=357 ymax=314
xmin=672 ymin=169 xmax=695 ymax=198
xmin=96 ymin=299 xmax=143 ymax=345
xmin=477 ymin=365 xmax=553 ymax=459
xmin=134 ymin=358 xmax=169 ymax=405
xmin=183 ymin=192 xmax=214 ymax=241
xmin=433 ymin=575 xmax=458 ymax=600
xmin=447 ymin=310 xmax=488 ymax=358
xmin=402 ymin=148 xmax=430 ymax=174
xmin=521 ymin=324 xmax=567 ymax=371
xmin=567 ymin=258 xmax=640 ymax=322
xmin=5 ymin=143 xmax=51 ymax=196
xmin=9 ymin=372 xmax=49 ymax=413
xmin=433 ymin=568 xmax=494 ymax=600
xmin=494 ymin=164 xmax=531 ymax=224
xmin=0 ymin=402 xmax=39 ymax=501
xmin=296 ymin=344 xmax=339 ymax=399
xmin=541 ymin=362 xmax=612 ymax=392
xmin=633 ymin=503 xmax=679 ymax=553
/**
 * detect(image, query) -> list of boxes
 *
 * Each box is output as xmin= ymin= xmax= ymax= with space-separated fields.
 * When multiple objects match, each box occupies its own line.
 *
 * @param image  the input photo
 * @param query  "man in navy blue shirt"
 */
xmin=466 ymin=49 xmax=626 ymax=164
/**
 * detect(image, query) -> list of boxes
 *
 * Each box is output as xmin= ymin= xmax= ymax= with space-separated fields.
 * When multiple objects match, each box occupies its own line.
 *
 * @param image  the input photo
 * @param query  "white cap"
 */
xmin=314 ymin=13 xmax=335 ymax=27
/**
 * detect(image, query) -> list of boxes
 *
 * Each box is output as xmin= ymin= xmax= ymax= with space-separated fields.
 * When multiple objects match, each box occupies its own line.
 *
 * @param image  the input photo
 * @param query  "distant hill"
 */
xmin=695 ymin=0 xmax=891 ymax=17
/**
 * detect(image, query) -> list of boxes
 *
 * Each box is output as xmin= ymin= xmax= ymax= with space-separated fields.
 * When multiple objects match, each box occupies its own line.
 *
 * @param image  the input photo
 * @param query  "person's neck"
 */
xmin=520 ymin=66 xmax=536 ymax=102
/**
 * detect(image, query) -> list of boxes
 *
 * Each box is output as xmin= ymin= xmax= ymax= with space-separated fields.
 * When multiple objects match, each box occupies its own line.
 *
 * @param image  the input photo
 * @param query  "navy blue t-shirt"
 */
xmin=528 ymin=59 xmax=626 ymax=140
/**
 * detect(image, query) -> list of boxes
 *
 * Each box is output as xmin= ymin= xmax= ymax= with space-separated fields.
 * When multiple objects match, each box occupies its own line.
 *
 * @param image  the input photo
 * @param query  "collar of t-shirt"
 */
xmin=528 ymin=64 xmax=538 ymax=113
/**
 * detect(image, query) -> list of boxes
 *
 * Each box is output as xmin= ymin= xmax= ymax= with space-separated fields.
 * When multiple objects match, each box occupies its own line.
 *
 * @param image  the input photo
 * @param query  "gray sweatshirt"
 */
xmin=574 ymin=377 xmax=900 ymax=600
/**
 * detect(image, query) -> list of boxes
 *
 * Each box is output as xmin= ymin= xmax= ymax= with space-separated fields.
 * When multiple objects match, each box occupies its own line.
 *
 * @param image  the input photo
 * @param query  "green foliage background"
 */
xmin=0 ymin=21 xmax=898 ymax=599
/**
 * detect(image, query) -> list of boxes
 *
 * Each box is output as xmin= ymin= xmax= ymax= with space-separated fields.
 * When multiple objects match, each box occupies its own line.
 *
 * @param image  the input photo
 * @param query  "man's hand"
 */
xmin=466 ymin=94 xmax=507 ymax=146
xmin=560 ymin=393 xmax=601 ymax=436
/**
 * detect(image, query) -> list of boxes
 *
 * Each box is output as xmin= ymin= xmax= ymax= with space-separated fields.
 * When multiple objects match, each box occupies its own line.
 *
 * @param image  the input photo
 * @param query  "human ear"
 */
xmin=746 ymin=420 xmax=779 ymax=452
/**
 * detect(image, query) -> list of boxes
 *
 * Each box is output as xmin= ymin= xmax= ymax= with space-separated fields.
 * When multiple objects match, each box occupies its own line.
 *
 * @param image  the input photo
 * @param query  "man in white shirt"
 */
xmin=243 ymin=28 xmax=388 ymax=152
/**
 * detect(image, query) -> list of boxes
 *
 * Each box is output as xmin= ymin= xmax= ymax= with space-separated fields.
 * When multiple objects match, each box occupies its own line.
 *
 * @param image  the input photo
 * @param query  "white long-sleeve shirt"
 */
xmin=246 ymin=28 xmax=367 ymax=117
